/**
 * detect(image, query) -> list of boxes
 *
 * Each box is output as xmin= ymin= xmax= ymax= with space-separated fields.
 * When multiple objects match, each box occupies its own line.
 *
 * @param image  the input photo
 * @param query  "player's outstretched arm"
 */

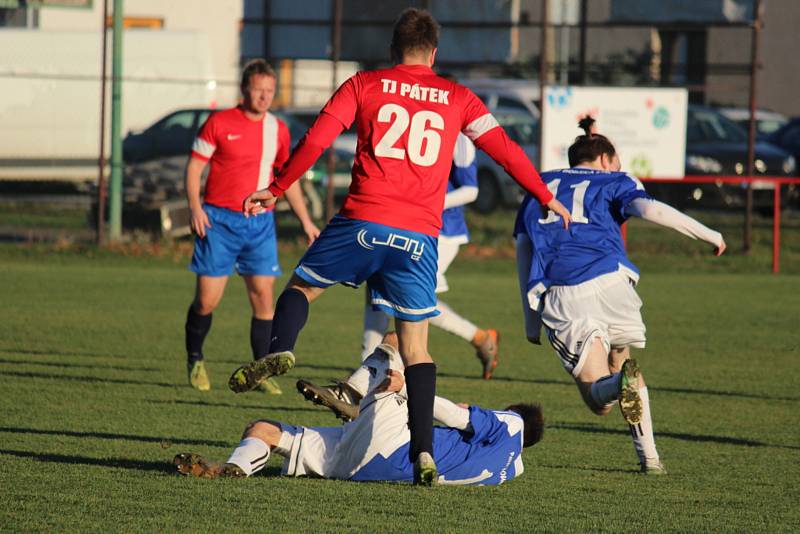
xmin=627 ymin=198 xmax=726 ymax=255
xmin=433 ymin=396 xmax=471 ymax=430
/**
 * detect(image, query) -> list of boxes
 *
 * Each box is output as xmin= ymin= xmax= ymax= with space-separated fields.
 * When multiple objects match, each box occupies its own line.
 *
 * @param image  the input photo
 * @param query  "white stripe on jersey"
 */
xmin=257 ymin=113 xmax=279 ymax=190
xmin=452 ymin=132 xmax=476 ymax=167
xmin=463 ymin=113 xmax=500 ymax=142
xmin=192 ymin=137 xmax=216 ymax=158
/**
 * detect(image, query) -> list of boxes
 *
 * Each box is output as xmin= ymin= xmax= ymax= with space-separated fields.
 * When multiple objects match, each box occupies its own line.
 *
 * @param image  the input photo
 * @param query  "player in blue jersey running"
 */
xmin=174 ymin=333 xmax=543 ymax=485
xmin=515 ymin=117 xmax=725 ymax=474
xmin=360 ymin=129 xmax=500 ymax=378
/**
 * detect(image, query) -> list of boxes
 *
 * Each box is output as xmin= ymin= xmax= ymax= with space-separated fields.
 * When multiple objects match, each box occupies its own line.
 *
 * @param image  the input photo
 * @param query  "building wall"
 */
xmin=36 ymin=0 xmax=242 ymax=106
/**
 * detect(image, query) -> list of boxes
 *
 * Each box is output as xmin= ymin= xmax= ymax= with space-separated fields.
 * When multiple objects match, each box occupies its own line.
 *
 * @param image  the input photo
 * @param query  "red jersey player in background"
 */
xmin=228 ymin=9 xmax=569 ymax=485
xmin=184 ymin=60 xmax=319 ymax=393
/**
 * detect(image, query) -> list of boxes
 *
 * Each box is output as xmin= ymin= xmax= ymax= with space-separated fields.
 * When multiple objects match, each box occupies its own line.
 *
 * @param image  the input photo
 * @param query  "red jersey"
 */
xmin=192 ymin=107 xmax=290 ymax=212
xmin=268 ymin=65 xmax=552 ymax=236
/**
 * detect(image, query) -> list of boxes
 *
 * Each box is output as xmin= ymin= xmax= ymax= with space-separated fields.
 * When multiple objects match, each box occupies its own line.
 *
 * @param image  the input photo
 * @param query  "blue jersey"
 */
xmin=440 ymin=134 xmax=478 ymax=239
xmin=514 ymin=168 xmax=650 ymax=301
xmin=352 ymin=406 xmax=525 ymax=486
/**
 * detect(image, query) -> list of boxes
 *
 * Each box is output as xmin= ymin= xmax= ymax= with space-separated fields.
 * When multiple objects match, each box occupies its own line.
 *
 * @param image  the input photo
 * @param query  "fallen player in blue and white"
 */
xmin=174 ymin=334 xmax=543 ymax=485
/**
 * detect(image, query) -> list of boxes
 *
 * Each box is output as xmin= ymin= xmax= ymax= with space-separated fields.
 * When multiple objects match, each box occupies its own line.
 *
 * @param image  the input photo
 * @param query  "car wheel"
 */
xmin=475 ymin=170 xmax=501 ymax=213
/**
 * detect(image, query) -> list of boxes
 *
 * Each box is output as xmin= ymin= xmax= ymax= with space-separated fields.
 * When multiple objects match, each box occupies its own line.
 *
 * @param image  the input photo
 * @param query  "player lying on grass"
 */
xmin=515 ymin=117 xmax=726 ymax=475
xmin=175 ymin=333 xmax=543 ymax=485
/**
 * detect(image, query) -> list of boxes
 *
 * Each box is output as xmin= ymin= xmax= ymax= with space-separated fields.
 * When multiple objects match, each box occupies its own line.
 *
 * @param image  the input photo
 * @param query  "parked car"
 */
xmin=717 ymin=107 xmax=787 ymax=139
xmin=646 ymin=105 xmax=797 ymax=211
xmin=473 ymin=111 xmax=540 ymax=213
xmin=463 ymin=78 xmax=541 ymax=118
xmin=109 ymin=108 xmax=354 ymax=235
xmin=765 ymin=117 xmax=800 ymax=165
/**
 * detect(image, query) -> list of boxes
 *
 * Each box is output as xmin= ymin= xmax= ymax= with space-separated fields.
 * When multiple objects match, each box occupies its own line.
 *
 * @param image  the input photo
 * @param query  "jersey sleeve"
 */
xmin=191 ymin=113 xmax=218 ymax=161
xmin=319 ymin=73 xmax=361 ymax=129
xmin=459 ymin=87 xmax=500 ymax=142
xmin=274 ymin=119 xmax=291 ymax=170
xmin=612 ymin=173 xmax=651 ymax=222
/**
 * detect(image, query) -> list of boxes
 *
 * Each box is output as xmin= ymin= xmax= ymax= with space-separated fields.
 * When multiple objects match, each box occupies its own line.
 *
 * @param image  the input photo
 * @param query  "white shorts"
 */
xmin=435 ymin=235 xmax=467 ymax=293
xmin=281 ymin=424 xmax=343 ymax=478
xmin=541 ymin=270 xmax=647 ymax=377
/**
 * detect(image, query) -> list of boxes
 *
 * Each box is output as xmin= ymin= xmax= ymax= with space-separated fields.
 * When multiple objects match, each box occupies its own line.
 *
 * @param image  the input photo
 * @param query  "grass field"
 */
xmin=1 ymin=233 xmax=798 ymax=532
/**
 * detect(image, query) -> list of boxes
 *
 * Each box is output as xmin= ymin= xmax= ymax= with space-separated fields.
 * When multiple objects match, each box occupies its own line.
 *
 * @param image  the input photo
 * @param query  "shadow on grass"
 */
xmin=147 ymin=399 xmax=322 ymax=413
xmin=550 ymin=422 xmax=800 ymax=451
xmin=0 ymin=357 xmax=160 ymax=372
xmin=0 ymin=370 xmax=177 ymax=388
xmin=651 ymin=385 xmax=799 ymax=403
xmin=0 ymin=449 xmax=172 ymax=474
xmin=0 ymin=348 xmax=129 ymax=360
xmin=214 ymin=360 xmax=357 ymax=374
xmin=538 ymin=463 xmax=633 ymax=474
xmin=0 ymin=426 xmax=230 ymax=447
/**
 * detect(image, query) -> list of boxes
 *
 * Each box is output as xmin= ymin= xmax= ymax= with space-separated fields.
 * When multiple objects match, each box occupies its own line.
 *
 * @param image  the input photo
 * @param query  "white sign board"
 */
xmin=541 ymin=86 xmax=688 ymax=178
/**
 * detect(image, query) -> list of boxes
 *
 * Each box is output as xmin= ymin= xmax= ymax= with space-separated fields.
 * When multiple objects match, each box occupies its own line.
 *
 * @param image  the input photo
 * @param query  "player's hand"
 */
xmin=375 ymin=369 xmax=405 ymax=393
xmin=546 ymin=198 xmax=571 ymax=229
xmin=302 ymin=220 xmax=321 ymax=245
xmin=714 ymin=238 xmax=727 ymax=256
xmin=243 ymin=189 xmax=277 ymax=217
xmin=190 ymin=205 xmax=211 ymax=238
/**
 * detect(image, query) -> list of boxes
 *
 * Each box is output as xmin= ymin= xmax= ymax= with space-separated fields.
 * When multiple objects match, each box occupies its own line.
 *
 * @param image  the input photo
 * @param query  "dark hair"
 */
xmin=390 ymin=8 xmax=439 ymax=62
xmin=240 ymin=59 xmax=276 ymax=92
xmin=567 ymin=116 xmax=616 ymax=167
xmin=506 ymin=403 xmax=544 ymax=448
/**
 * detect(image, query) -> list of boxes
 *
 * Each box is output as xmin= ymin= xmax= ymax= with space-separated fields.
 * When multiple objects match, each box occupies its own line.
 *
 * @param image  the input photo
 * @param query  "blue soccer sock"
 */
xmin=185 ymin=305 xmax=212 ymax=364
xmin=405 ymin=362 xmax=437 ymax=462
xmin=250 ymin=318 xmax=273 ymax=360
xmin=267 ymin=288 xmax=309 ymax=353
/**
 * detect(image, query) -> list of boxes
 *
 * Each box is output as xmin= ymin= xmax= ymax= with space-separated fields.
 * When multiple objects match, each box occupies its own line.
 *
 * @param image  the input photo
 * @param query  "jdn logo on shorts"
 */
xmin=356 ymin=229 xmax=425 ymax=261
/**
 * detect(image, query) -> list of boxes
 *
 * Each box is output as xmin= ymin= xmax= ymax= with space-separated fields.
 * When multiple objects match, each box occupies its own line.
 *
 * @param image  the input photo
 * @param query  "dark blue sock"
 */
xmin=250 ymin=317 xmax=273 ymax=360
xmin=405 ymin=362 xmax=437 ymax=462
xmin=185 ymin=305 xmax=212 ymax=364
xmin=268 ymin=288 xmax=310 ymax=353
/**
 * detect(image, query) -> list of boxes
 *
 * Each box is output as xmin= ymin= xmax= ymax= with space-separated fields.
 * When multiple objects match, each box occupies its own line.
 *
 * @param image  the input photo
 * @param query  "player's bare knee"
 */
xmin=381 ymin=331 xmax=399 ymax=350
xmin=192 ymin=298 xmax=217 ymax=316
xmin=590 ymin=403 xmax=614 ymax=417
xmin=243 ymin=419 xmax=280 ymax=439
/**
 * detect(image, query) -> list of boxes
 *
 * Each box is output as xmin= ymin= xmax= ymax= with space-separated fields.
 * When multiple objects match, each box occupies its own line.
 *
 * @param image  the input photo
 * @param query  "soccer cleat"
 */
xmin=173 ymin=453 xmax=246 ymax=479
xmin=255 ymin=377 xmax=283 ymax=395
xmin=618 ymin=358 xmax=642 ymax=425
xmin=475 ymin=329 xmax=500 ymax=380
xmin=413 ymin=452 xmax=438 ymax=486
xmin=187 ymin=360 xmax=210 ymax=391
xmin=641 ymin=460 xmax=668 ymax=476
xmin=296 ymin=379 xmax=361 ymax=422
xmin=228 ymin=351 xmax=295 ymax=393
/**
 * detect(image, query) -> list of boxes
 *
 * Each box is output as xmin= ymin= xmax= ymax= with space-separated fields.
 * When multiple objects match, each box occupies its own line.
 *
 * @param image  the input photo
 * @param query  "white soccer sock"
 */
xmin=225 ymin=437 xmax=270 ymax=476
xmin=361 ymin=304 xmax=390 ymax=361
xmin=590 ymin=373 xmax=622 ymax=407
xmin=628 ymin=386 xmax=659 ymax=464
xmin=429 ymin=300 xmax=478 ymax=342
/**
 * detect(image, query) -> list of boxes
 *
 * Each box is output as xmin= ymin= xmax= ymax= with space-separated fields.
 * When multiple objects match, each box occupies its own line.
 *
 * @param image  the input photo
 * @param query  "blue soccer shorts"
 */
xmin=294 ymin=215 xmax=439 ymax=321
xmin=190 ymin=203 xmax=281 ymax=277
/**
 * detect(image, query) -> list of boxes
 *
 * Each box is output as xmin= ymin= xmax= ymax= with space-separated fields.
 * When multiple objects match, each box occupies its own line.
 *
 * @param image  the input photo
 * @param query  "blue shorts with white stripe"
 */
xmin=294 ymin=215 xmax=439 ymax=322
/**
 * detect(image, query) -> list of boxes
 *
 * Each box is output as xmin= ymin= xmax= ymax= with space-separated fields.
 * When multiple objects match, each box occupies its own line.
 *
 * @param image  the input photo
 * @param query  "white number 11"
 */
xmin=538 ymin=179 xmax=591 ymax=224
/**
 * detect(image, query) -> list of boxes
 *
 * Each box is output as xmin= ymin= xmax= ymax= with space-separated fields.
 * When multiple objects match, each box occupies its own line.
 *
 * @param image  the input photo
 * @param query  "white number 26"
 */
xmin=374 ymin=103 xmax=444 ymax=167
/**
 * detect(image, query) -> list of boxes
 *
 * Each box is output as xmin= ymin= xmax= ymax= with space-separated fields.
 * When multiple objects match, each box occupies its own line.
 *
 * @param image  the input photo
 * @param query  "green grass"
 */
xmin=0 ymin=244 xmax=798 ymax=532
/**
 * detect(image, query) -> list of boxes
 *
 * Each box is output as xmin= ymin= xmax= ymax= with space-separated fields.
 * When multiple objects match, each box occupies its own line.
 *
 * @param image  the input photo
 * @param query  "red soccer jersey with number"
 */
xmin=191 ymin=107 xmax=290 ymax=212
xmin=320 ymin=64 xmax=504 ymax=235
